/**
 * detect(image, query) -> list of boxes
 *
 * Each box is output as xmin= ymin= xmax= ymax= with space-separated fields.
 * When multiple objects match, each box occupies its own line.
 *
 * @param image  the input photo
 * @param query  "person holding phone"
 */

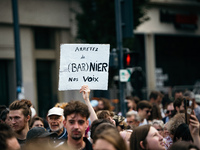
xmin=189 ymin=113 xmax=200 ymax=149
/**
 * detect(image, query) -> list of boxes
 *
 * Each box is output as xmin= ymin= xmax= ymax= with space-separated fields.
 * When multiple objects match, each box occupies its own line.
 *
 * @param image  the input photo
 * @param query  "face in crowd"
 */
xmin=166 ymin=104 xmax=174 ymax=119
xmin=32 ymin=120 xmax=44 ymax=128
xmin=138 ymin=126 xmax=165 ymax=150
xmin=143 ymin=126 xmax=165 ymax=150
xmin=127 ymin=99 xmax=136 ymax=110
xmin=98 ymin=100 xmax=104 ymax=110
xmin=48 ymin=115 xmax=64 ymax=133
xmin=126 ymin=115 xmax=139 ymax=127
xmin=177 ymin=101 xmax=185 ymax=113
xmin=152 ymin=123 xmax=164 ymax=137
xmin=64 ymin=113 xmax=88 ymax=140
xmin=139 ymin=107 xmax=151 ymax=120
xmin=9 ymin=108 xmax=30 ymax=133
xmin=155 ymin=95 xmax=163 ymax=105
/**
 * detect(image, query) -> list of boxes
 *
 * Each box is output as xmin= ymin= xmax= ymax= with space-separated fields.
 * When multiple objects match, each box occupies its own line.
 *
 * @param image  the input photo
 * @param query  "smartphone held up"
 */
xmin=184 ymin=98 xmax=195 ymax=124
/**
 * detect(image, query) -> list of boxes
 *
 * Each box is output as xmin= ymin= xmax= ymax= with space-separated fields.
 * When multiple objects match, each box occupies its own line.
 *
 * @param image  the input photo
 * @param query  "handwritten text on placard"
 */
xmin=58 ymin=44 xmax=110 ymax=90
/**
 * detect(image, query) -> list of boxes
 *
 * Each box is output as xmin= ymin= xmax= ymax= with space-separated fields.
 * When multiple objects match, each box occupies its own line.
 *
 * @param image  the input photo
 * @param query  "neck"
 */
xmin=16 ymin=124 xmax=29 ymax=140
xmin=57 ymin=127 xmax=64 ymax=136
xmin=67 ymin=137 xmax=85 ymax=150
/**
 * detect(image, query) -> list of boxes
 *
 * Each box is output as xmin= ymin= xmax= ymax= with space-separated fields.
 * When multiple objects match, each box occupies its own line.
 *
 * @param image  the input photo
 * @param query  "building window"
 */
xmin=34 ymin=27 xmax=55 ymax=49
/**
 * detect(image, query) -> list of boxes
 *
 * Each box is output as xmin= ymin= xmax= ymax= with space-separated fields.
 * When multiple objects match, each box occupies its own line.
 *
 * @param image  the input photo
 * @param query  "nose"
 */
xmin=10 ymin=119 xmax=16 ymax=125
xmin=159 ymin=134 xmax=163 ymax=141
xmin=74 ymin=122 xmax=79 ymax=128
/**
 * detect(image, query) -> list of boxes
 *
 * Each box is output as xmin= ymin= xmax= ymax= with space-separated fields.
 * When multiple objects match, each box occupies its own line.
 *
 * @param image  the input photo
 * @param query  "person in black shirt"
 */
xmin=63 ymin=100 xmax=93 ymax=150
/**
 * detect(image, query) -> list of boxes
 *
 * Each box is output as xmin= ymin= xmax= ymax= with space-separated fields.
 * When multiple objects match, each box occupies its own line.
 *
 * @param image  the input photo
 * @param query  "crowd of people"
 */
xmin=0 ymin=85 xmax=200 ymax=150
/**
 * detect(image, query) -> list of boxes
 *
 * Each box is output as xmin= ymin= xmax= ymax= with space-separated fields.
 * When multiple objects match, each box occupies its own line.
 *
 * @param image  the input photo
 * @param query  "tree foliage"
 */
xmin=76 ymin=0 xmax=149 ymax=49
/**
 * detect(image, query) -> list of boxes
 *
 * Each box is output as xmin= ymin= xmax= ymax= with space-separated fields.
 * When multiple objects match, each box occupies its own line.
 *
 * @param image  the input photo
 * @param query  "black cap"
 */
xmin=26 ymin=127 xmax=57 ymax=141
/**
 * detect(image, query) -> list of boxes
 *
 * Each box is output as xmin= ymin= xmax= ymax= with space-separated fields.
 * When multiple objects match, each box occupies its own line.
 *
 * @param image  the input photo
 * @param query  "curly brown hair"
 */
xmin=64 ymin=101 xmax=90 ymax=120
xmin=9 ymin=99 xmax=32 ymax=117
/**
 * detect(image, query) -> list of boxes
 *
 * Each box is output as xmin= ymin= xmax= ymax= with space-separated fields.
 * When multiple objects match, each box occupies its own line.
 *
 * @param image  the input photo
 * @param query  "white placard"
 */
xmin=58 ymin=44 xmax=110 ymax=90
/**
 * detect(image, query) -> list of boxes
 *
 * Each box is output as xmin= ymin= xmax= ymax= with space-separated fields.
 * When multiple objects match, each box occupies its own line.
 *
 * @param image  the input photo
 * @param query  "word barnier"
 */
xmin=75 ymin=47 xmax=98 ymax=51
xmin=68 ymin=62 xmax=108 ymax=72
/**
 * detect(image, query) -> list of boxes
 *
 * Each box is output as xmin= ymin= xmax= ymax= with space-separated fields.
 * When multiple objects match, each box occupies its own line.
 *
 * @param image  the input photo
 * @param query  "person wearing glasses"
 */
xmin=125 ymin=110 xmax=140 ymax=128
xmin=137 ymin=100 xmax=152 ymax=126
xmin=151 ymin=119 xmax=165 ymax=137
xmin=162 ymin=102 xmax=174 ymax=123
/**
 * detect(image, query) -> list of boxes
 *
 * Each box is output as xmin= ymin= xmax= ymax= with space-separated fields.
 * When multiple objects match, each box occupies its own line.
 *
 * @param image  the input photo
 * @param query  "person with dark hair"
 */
xmin=129 ymin=124 xmax=165 ymax=150
xmin=93 ymin=128 xmax=128 ymax=150
xmin=97 ymin=98 xmax=112 ymax=111
xmin=173 ymin=90 xmax=183 ymax=100
xmin=92 ymin=122 xmax=116 ymax=144
xmin=137 ymin=100 xmax=152 ymax=126
xmin=169 ymin=141 xmax=199 ymax=150
xmin=173 ymin=97 xmax=185 ymax=117
xmin=166 ymin=112 xmax=200 ymax=149
xmin=90 ymin=119 xmax=114 ymax=142
xmin=29 ymin=116 xmax=44 ymax=128
xmin=126 ymin=96 xmax=140 ymax=112
xmin=0 ymin=108 xmax=11 ymax=127
xmin=148 ymin=103 xmax=162 ymax=121
xmin=63 ymin=100 xmax=92 ymax=150
xmin=173 ymin=123 xmax=193 ymax=143
xmin=162 ymin=102 xmax=174 ymax=123
xmin=149 ymin=91 xmax=163 ymax=106
xmin=0 ymin=123 xmax=20 ymax=150
xmin=9 ymin=99 xmax=32 ymax=146
xmin=149 ymin=91 xmax=164 ymax=119
xmin=96 ymin=110 xmax=115 ymax=125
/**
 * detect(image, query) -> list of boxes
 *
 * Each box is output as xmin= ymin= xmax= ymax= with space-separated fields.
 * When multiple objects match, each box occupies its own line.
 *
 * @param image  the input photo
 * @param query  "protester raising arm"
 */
xmin=80 ymin=85 xmax=98 ymax=123
xmin=189 ymin=113 xmax=200 ymax=149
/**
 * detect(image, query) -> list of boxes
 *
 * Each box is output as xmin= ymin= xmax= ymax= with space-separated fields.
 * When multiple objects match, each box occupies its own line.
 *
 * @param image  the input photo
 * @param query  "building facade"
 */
xmin=0 ymin=0 xmax=83 ymax=117
xmin=135 ymin=0 xmax=200 ymax=97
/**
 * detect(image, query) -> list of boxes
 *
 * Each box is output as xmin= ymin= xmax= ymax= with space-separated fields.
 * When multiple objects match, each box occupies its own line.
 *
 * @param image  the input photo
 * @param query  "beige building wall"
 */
xmin=0 ymin=0 xmax=81 ymax=111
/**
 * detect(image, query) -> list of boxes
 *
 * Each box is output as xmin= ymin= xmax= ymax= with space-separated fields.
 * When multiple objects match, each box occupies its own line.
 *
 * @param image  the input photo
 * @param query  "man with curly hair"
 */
xmin=9 ymin=99 xmax=32 ymax=146
xmin=63 ymin=100 xmax=93 ymax=150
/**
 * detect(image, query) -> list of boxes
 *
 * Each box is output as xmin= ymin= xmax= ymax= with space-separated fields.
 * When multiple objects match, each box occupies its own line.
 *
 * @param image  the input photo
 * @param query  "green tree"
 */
xmin=76 ymin=0 xmax=149 ymax=49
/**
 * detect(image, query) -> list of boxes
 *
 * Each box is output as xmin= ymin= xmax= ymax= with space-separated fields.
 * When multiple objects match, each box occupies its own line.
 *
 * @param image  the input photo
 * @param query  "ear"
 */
xmin=140 ymin=141 xmax=145 ymax=149
xmin=63 ymin=120 xmax=66 ymax=128
xmin=26 ymin=115 xmax=30 ymax=122
xmin=175 ymin=106 xmax=179 ymax=112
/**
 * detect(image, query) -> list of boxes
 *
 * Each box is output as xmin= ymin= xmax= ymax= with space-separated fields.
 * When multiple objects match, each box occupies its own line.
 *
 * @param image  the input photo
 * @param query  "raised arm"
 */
xmin=80 ymin=85 xmax=98 ymax=123
xmin=189 ymin=112 xmax=200 ymax=149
